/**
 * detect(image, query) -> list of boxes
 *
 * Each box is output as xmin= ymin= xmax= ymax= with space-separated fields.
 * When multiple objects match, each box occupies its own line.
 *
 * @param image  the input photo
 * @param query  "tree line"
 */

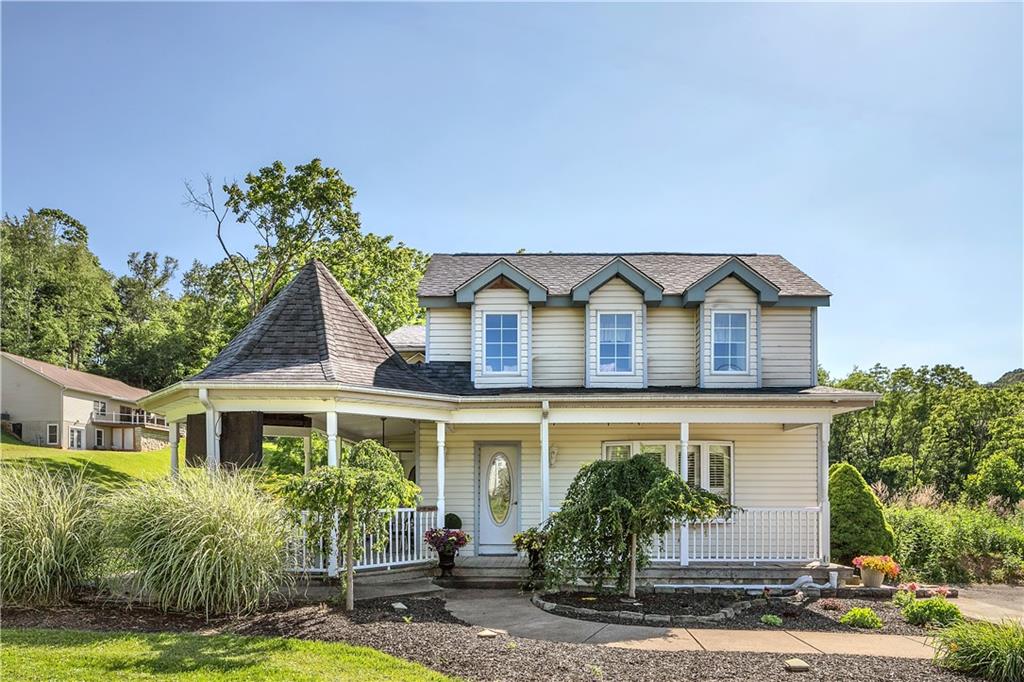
xmin=0 ymin=159 xmax=427 ymax=391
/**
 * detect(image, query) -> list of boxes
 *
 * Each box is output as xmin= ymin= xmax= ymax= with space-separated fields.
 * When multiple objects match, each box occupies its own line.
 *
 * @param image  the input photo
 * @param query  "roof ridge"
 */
xmin=437 ymin=251 xmax=769 ymax=257
xmin=312 ymin=260 xmax=403 ymax=363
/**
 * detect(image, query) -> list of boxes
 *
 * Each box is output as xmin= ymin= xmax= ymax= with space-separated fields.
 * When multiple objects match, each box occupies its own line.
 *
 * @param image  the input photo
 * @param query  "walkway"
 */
xmin=444 ymin=589 xmax=935 ymax=658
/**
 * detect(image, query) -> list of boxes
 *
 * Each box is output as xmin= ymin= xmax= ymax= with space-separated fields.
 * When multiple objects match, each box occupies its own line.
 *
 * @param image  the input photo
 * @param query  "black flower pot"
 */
xmin=438 ymin=548 xmax=457 ymax=577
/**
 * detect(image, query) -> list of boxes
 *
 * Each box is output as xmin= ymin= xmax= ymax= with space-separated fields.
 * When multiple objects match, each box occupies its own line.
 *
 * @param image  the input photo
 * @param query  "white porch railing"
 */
xmin=650 ymin=507 xmax=822 ymax=565
xmin=286 ymin=507 xmax=438 ymax=575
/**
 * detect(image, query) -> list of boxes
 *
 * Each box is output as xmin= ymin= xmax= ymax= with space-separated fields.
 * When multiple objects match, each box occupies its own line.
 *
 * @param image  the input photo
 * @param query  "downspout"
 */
xmin=59 ymin=388 xmax=65 ymax=448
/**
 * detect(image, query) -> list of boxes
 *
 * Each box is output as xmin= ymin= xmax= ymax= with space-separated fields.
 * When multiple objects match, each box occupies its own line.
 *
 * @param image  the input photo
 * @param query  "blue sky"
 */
xmin=3 ymin=2 xmax=1021 ymax=382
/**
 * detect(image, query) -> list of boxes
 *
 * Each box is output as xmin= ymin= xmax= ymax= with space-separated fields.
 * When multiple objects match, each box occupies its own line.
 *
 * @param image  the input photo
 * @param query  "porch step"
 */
xmin=354 ymin=562 xmax=437 ymax=586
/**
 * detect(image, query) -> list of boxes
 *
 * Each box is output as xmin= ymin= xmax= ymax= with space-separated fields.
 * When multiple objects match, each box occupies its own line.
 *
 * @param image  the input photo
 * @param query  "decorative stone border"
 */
xmin=530 ymin=591 xmax=766 ymax=626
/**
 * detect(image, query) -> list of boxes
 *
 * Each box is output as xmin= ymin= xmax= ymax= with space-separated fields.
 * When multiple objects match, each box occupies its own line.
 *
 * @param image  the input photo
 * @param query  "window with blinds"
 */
xmin=680 ymin=442 xmax=733 ymax=503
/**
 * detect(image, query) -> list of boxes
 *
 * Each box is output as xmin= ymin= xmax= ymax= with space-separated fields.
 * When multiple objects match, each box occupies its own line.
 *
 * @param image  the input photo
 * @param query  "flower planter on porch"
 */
xmin=860 ymin=567 xmax=885 ymax=588
xmin=437 ymin=548 xmax=457 ymax=577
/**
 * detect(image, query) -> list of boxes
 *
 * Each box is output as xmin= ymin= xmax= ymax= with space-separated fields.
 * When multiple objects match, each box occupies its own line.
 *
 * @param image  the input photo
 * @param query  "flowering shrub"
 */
xmin=853 ymin=555 xmax=901 ymax=579
xmin=900 ymin=581 xmax=920 ymax=593
xmin=933 ymin=585 xmax=951 ymax=597
xmin=425 ymin=528 xmax=470 ymax=554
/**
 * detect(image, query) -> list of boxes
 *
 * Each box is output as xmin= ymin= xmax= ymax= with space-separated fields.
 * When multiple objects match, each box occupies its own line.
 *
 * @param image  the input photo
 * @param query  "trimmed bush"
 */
xmin=886 ymin=503 xmax=1024 ymax=583
xmin=760 ymin=614 xmax=783 ymax=627
xmin=0 ymin=467 xmax=105 ymax=604
xmin=106 ymin=472 xmax=290 ymax=617
xmin=933 ymin=620 xmax=1024 ymax=682
xmin=839 ymin=606 xmax=883 ymax=629
xmin=903 ymin=596 xmax=962 ymax=627
xmin=829 ymin=462 xmax=895 ymax=563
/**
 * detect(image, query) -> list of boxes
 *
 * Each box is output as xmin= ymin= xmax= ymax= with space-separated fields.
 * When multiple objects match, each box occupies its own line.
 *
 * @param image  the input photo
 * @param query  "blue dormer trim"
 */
xmin=570 ymin=257 xmax=663 ymax=303
xmin=454 ymin=258 xmax=548 ymax=304
xmin=681 ymin=257 xmax=781 ymax=306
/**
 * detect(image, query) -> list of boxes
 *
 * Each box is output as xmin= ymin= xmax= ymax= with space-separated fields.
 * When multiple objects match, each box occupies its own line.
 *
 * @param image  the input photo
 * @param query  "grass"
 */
xmin=933 ymin=620 xmax=1024 ymax=682
xmin=0 ymin=432 xmax=182 ymax=488
xmin=0 ymin=628 xmax=456 ymax=681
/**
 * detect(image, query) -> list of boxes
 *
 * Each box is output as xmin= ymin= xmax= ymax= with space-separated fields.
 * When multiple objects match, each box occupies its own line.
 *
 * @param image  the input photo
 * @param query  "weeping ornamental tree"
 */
xmin=545 ymin=454 xmax=732 ymax=598
xmin=285 ymin=440 xmax=419 ymax=610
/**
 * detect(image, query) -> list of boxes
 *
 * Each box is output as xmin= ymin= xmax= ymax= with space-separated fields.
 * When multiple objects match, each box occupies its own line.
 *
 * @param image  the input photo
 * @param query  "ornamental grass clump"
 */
xmin=0 ymin=467 xmax=105 ymax=605
xmin=106 ymin=472 xmax=290 ymax=618
xmin=933 ymin=620 xmax=1024 ymax=682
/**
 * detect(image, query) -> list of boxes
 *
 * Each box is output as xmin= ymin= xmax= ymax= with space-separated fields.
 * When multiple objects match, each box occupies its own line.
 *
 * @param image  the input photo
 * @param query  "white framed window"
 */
xmin=483 ymin=313 xmax=519 ymax=374
xmin=46 ymin=423 xmax=59 ymax=445
xmin=95 ymin=429 xmax=104 ymax=448
xmin=92 ymin=400 xmax=107 ymax=415
xmin=597 ymin=312 xmax=634 ymax=374
xmin=602 ymin=441 xmax=669 ymax=464
xmin=712 ymin=311 xmax=749 ymax=373
xmin=680 ymin=441 xmax=733 ymax=503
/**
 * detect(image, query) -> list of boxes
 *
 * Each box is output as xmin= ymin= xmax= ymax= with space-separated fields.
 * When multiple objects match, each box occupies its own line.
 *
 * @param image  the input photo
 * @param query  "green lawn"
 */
xmin=1 ymin=628 xmax=455 ymax=682
xmin=0 ymin=432 xmax=182 ymax=488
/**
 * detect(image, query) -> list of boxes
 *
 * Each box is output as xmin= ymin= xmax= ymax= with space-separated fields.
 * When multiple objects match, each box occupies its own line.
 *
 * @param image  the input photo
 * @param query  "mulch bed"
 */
xmin=4 ymin=596 xmax=966 ymax=681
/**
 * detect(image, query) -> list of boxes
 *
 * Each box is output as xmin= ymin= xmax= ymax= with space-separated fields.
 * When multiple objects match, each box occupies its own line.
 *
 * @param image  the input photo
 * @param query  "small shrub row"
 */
xmin=2 ymin=467 xmax=290 ymax=616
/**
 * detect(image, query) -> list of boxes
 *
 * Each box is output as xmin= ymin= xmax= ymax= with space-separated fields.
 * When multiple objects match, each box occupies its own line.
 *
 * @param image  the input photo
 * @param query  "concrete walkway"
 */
xmin=444 ymin=589 xmax=936 ymax=658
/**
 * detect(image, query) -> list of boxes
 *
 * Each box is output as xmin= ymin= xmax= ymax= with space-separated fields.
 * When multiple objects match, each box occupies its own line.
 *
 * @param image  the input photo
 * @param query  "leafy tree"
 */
xmin=544 ymin=454 xmax=730 ymax=598
xmin=284 ymin=440 xmax=419 ymax=610
xmin=185 ymin=159 xmax=426 ymax=334
xmin=829 ymin=462 xmax=895 ymax=563
xmin=0 ymin=209 xmax=118 ymax=369
xmin=964 ymin=452 xmax=1024 ymax=512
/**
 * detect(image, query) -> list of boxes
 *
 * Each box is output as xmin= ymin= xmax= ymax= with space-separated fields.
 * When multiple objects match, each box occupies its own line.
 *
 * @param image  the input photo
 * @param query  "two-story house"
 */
xmin=1 ymin=352 xmax=170 ymax=451
xmin=140 ymin=255 xmax=877 ymax=580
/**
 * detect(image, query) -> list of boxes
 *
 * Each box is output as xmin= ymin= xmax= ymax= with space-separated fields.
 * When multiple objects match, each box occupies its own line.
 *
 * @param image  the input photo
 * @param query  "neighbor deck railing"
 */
xmin=649 ymin=507 xmax=822 ymax=565
xmin=286 ymin=507 xmax=438 ymax=575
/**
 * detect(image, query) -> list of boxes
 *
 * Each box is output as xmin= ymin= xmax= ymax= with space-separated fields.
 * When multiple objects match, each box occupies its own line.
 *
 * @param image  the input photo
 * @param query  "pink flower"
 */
xmin=906 ymin=582 xmax=919 ymax=593
xmin=934 ymin=585 xmax=950 ymax=597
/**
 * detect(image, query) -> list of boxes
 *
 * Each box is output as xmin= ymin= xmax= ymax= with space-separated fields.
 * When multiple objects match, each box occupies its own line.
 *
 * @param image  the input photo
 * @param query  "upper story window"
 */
xmin=712 ymin=311 xmax=748 ymax=373
xmin=93 ymin=400 xmax=107 ymax=415
xmin=598 ymin=313 xmax=633 ymax=373
xmin=484 ymin=313 xmax=519 ymax=373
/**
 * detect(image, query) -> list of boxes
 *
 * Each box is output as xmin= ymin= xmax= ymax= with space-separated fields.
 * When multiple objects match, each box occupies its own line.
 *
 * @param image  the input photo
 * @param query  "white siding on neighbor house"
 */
xmin=647 ymin=307 xmax=698 ymax=387
xmin=700 ymin=276 xmax=759 ymax=389
xmin=471 ymin=285 xmax=530 ymax=388
xmin=586 ymin=277 xmax=645 ymax=389
xmin=761 ymin=307 xmax=814 ymax=387
xmin=426 ymin=308 xmax=471 ymax=362
xmin=1 ymin=357 xmax=62 ymax=446
xmin=532 ymin=307 xmax=586 ymax=387
xmin=414 ymin=420 xmax=821 ymax=556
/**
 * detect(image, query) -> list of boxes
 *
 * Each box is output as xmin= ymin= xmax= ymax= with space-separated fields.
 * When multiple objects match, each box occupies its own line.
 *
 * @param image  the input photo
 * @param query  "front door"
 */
xmin=477 ymin=444 xmax=519 ymax=554
xmin=69 ymin=427 xmax=85 ymax=450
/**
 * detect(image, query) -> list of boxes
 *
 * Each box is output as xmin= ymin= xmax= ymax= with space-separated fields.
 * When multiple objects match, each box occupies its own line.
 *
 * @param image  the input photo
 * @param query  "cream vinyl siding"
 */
xmin=586 ymin=277 xmax=645 ymax=389
xmin=532 ymin=307 xmax=585 ymax=387
xmin=472 ymin=286 xmax=530 ymax=388
xmin=0 ymin=356 xmax=62 ymax=446
xmin=700 ymin=276 xmax=759 ymax=389
xmin=761 ymin=307 xmax=814 ymax=387
xmin=647 ymin=307 xmax=697 ymax=387
xmin=426 ymin=308 xmax=471 ymax=362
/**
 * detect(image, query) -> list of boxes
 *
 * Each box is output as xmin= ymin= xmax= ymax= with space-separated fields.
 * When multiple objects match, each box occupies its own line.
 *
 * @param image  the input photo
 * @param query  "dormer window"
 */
xmin=484 ymin=313 xmax=519 ymax=373
xmin=712 ymin=311 xmax=748 ymax=373
xmin=598 ymin=313 xmax=634 ymax=374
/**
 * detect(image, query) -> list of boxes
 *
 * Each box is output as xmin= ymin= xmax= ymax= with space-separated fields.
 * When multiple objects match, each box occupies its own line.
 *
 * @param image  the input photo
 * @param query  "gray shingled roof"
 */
xmin=2 ymin=351 xmax=150 ymax=402
xmin=386 ymin=324 xmax=425 ymax=351
xmin=191 ymin=261 xmax=439 ymax=392
xmin=419 ymin=253 xmax=830 ymax=298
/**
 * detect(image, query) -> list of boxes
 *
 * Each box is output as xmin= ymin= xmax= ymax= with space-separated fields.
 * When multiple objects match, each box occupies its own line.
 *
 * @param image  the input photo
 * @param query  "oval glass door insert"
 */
xmin=487 ymin=453 xmax=512 ymax=525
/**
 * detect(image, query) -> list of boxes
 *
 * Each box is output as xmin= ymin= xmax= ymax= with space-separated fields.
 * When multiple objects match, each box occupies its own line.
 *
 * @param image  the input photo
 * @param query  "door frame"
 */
xmin=69 ymin=426 xmax=85 ymax=450
xmin=473 ymin=441 xmax=522 ymax=556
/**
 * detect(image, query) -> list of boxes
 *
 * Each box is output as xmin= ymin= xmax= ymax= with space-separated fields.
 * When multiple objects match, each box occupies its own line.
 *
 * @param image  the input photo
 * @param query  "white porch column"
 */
xmin=326 ymin=411 xmax=339 ymax=467
xmin=436 ymin=422 xmax=446 ymax=527
xmin=200 ymin=386 xmax=219 ymax=473
xmin=326 ymin=411 xmax=339 ymax=578
xmin=303 ymin=436 xmax=312 ymax=474
xmin=540 ymin=401 xmax=550 ymax=521
xmin=680 ymin=421 xmax=690 ymax=567
xmin=169 ymin=422 xmax=180 ymax=479
xmin=819 ymin=419 xmax=831 ymax=564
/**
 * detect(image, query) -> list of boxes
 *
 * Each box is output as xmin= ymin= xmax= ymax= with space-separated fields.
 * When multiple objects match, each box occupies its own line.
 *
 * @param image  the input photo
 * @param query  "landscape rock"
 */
xmin=784 ymin=658 xmax=810 ymax=672
xmin=391 ymin=602 xmax=407 ymax=612
xmin=476 ymin=629 xmax=498 ymax=639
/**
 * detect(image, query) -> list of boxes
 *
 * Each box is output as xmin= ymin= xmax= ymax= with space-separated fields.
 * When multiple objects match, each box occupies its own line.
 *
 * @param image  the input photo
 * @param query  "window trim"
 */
xmin=482 ymin=311 xmax=520 ymax=375
xmin=46 ymin=423 xmax=59 ymax=445
xmin=710 ymin=310 xmax=750 ymax=375
xmin=680 ymin=440 xmax=735 ymax=505
xmin=601 ymin=440 xmax=673 ymax=466
xmin=92 ymin=399 xmax=107 ymax=416
xmin=595 ymin=311 xmax=635 ymax=375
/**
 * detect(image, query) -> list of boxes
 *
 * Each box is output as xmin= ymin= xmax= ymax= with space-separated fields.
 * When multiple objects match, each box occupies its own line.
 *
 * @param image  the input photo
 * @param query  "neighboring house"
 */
xmin=141 ymin=255 xmax=877 ymax=579
xmin=386 ymin=324 xmax=426 ymax=364
xmin=1 ymin=352 xmax=169 ymax=451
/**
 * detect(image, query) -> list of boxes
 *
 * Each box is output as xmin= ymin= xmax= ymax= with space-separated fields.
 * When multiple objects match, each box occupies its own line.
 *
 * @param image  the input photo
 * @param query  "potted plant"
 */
xmin=513 ymin=526 xmax=549 ymax=588
xmin=853 ymin=555 xmax=900 ymax=588
xmin=425 ymin=528 xmax=470 ymax=577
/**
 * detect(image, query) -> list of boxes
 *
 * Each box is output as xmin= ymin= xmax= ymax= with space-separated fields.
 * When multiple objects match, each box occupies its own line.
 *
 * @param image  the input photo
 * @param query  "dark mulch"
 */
xmin=4 ymin=597 xmax=966 ymax=681
xmin=547 ymin=590 xmax=739 ymax=616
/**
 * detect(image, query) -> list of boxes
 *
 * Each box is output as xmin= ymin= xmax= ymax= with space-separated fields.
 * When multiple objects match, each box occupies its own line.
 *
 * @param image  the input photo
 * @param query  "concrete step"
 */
xmin=355 ymin=562 xmax=436 ymax=585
